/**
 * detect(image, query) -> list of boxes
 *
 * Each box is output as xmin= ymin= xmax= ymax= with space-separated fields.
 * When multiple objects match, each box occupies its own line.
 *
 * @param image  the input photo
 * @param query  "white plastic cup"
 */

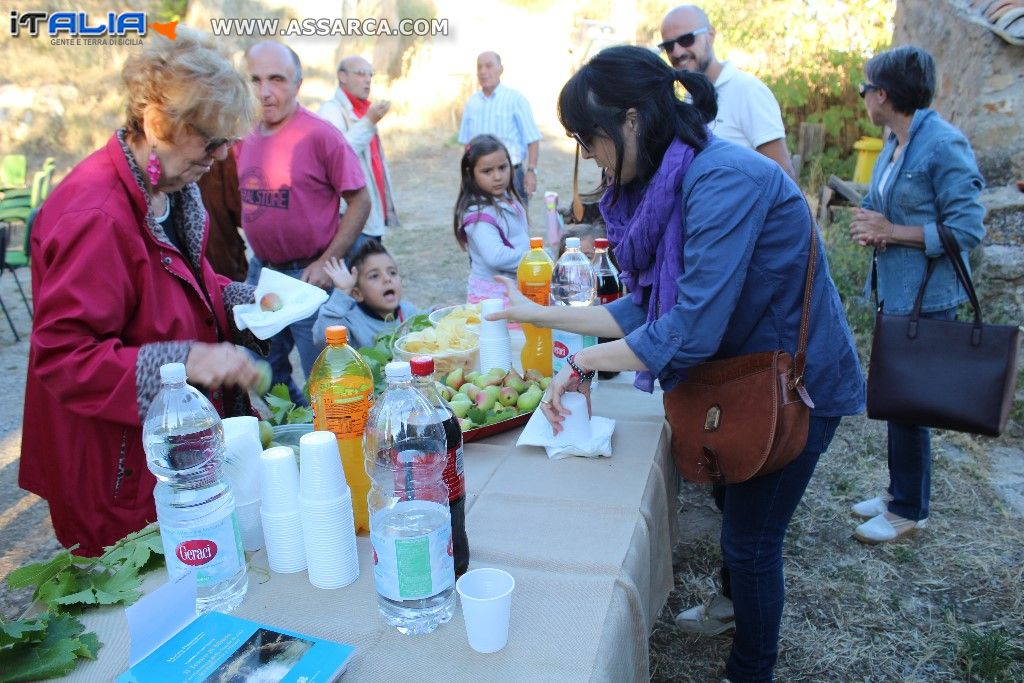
xmin=556 ymin=392 xmax=592 ymax=445
xmin=299 ymin=431 xmax=349 ymax=501
xmin=260 ymin=446 xmax=300 ymax=513
xmin=456 ymin=568 xmax=516 ymax=653
xmin=235 ymin=499 xmax=264 ymax=552
xmin=222 ymin=416 xmax=263 ymax=502
xmin=478 ymin=337 xmax=513 ymax=374
xmin=259 ymin=509 xmax=307 ymax=573
xmin=478 ymin=298 xmax=511 ymax=338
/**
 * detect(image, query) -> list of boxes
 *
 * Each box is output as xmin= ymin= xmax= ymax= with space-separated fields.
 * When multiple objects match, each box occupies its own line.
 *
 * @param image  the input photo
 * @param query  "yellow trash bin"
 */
xmin=852 ymin=137 xmax=884 ymax=184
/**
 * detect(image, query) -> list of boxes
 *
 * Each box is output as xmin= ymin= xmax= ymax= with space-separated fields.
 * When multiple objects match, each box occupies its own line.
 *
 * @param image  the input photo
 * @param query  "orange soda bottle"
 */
xmin=309 ymin=325 xmax=374 ymax=533
xmin=517 ymin=237 xmax=553 ymax=376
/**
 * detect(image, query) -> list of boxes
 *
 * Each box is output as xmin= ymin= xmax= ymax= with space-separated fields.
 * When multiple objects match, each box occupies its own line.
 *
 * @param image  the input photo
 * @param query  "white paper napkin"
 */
xmin=232 ymin=269 xmax=329 ymax=340
xmin=516 ymin=393 xmax=616 ymax=460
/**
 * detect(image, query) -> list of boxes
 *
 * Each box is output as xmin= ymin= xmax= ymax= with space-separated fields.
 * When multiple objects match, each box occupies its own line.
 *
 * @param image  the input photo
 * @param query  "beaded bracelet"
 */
xmin=566 ymin=353 xmax=596 ymax=382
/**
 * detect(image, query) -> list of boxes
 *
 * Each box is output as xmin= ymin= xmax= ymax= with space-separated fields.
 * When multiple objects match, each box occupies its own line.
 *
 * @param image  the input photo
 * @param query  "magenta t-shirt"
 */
xmin=236 ymin=106 xmax=366 ymax=264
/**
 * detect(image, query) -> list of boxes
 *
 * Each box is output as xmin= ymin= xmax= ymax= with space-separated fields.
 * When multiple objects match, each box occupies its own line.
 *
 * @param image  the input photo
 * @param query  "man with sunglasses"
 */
xmin=319 ymin=55 xmax=398 ymax=245
xmin=660 ymin=5 xmax=796 ymax=179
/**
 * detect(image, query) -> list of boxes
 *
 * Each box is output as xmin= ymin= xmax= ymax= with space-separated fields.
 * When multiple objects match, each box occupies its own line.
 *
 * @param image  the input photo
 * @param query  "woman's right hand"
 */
xmin=486 ymin=275 xmax=544 ymax=325
xmin=186 ymin=342 xmax=261 ymax=390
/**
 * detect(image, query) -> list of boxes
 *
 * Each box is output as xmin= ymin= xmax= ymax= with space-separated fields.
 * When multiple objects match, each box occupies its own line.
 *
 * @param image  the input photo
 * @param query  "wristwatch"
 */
xmin=525 ymin=166 xmax=538 ymax=175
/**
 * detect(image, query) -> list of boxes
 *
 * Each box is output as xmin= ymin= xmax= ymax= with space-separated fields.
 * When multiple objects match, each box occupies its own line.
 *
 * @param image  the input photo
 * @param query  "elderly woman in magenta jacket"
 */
xmin=849 ymin=45 xmax=986 ymax=544
xmin=20 ymin=29 xmax=263 ymax=557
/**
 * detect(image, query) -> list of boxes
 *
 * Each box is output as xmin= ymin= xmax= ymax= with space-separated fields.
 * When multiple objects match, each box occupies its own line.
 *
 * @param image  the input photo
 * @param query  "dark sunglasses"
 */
xmin=191 ymin=124 xmax=240 ymax=155
xmin=858 ymin=82 xmax=879 ymax=98
xmin=658 ymin=27 xmax=709 ymax=53
xmin=569 ymin=130 xmax=593 ymax=154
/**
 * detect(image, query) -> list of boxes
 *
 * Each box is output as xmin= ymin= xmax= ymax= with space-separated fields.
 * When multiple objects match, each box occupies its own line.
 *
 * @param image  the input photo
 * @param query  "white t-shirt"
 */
xmin=710 ymin=61 xmax=787 ymax=150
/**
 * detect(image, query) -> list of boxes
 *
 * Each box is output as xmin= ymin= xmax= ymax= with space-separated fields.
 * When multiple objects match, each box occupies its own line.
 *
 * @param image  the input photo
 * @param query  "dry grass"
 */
xmin=649 ymin=414 xmax=1024 ymax=682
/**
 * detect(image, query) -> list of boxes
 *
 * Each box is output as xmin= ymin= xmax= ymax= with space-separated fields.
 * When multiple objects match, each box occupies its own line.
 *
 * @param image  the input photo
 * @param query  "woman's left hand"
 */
xmin=539 ymin=365 xmax=592 ymax=436
xmin=850 ymin=208 xmax=894 ymax=248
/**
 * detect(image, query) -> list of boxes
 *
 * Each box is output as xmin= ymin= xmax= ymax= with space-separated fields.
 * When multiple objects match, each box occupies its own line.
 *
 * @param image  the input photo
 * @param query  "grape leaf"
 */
xmin=100 ymin=524 xmax=162 ymax=570
xmin=467 ymin=407 xmax=487 ymax=425
xmin=89 ymin=567 xmax=143 ymax=606
xmin=73 ymin=631 xmax=101 ymax=660
xmin=0 ymin=613 xmax=93 ymax=683
xmin=286 ymin=406 xmax=313 ymax=424
xmin=268 ymin=383 xmax=291 ymax=402
xmin=0 ymin=618 xmax=47 ymax=648
xmin=5 ymin=551 xmax=73 ymax=591
xmin=37 ymin=571 xmax=87 ymax=608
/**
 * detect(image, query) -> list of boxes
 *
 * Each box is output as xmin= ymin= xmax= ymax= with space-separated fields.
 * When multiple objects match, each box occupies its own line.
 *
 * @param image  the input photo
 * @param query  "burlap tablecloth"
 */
xmin=67 ymin=380 xmax=677 ymax=682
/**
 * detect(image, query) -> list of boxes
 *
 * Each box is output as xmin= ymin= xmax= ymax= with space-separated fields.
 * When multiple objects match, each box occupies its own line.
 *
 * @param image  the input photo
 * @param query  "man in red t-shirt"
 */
xmin=237 ymin=41 xmax=370 ymax=403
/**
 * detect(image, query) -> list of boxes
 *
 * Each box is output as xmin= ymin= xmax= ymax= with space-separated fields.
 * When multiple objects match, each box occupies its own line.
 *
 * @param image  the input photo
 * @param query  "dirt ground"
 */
xmin=2 ymin=129 xmax=1023 ymax=682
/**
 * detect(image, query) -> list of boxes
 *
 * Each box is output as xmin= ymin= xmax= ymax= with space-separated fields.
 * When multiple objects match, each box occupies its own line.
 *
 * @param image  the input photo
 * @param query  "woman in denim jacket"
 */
xmin=849 ymin=46 xmax=986 ymax=544
xmin=491 ymin=46 xmax=864 ymax=683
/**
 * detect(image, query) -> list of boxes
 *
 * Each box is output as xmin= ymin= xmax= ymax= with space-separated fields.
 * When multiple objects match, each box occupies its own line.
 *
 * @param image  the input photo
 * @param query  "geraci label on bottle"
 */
xmin=159 ymin=510 xmax=244 ymax=586
xmin=370 ymin=500 xmax=454 ymax=601
xmin=551 ymin=330 xmax=597 ymax=373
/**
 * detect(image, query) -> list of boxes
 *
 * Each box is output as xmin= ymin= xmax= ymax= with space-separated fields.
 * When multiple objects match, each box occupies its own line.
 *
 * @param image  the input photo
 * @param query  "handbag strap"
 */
xmin=936 ymin=224 xmax=983 ymax=329
xmin=792 ymin=203 xmax=819 ymax=388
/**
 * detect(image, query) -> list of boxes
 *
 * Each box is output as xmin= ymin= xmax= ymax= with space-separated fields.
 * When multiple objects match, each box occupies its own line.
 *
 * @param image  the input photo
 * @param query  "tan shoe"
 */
xmin=674 ymin=594 xmax=735 ymax=635
xmin=854 ymin=512 xmax=927 ymax=544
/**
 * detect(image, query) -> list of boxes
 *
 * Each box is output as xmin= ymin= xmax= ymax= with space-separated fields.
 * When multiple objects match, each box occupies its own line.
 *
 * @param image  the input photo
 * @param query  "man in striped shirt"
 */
xmin=458 ymin=51 xmax=542 ymax=205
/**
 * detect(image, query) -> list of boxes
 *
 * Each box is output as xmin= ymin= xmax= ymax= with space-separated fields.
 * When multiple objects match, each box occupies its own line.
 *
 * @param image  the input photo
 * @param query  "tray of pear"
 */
xmin=436 ymin=366 xmax=552 ymax=443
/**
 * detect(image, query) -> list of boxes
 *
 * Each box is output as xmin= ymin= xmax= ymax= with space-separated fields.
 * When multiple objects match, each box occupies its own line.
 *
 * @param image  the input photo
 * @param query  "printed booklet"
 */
xmin=117 ymin=610 xmax=355 ymax=683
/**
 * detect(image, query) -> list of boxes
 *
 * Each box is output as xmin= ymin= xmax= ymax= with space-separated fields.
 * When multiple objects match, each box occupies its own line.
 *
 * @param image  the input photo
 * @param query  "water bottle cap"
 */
xmin=385 ymin=361 xmax=412 ymax=382
xmin=530 ymin=236 xmax=544 ymax=249
xmin=160 ymin=362 xmax=186 ymax=383
xmin=409 ymin=356 xmax=434 ymax=376
xmin=595 ymin=237 xmax=609 ymax=249
xmin=325 ymin=325 xmax=348 ymax=345
xmin=565 ymin=237 xmax=581 ymax=249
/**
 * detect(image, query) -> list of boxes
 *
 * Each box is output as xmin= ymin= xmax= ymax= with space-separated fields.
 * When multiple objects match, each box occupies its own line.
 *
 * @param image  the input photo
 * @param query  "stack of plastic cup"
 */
xmin=477 ymin=298 xmax=513 ymax=373
xmin=259 ymin=446 xmax=307 ymax=573
xmin=222 ymin=416 xmax=264 ymax=552
xmin=297 ymin=431 xmax=360 ymax=589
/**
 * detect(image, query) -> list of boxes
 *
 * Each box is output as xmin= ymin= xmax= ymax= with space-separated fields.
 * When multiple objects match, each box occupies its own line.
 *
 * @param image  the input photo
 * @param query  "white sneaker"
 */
xmin=851 ymin=492 xmax=893 ymax=519
xmin=854 ymin=512 xmax=927 ymax=544
xmin=675 ymin=594 xmax=735 ymax=635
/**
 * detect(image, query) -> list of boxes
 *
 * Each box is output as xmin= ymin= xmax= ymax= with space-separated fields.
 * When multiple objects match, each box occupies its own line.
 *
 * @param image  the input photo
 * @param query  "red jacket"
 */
xmin=20 ymin=133 xmax=238 ymax=557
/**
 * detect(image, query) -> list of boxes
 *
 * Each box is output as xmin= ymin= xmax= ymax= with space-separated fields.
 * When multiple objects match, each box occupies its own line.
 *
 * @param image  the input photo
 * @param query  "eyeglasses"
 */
xmin=342 ymin=68 xmax=374 ymax=78
xmin=858 ymin=82 xmax=879 ymax=98
xmin=191 ymin=125 xmax=239 ymax=155
xmin=568 ymin=130 xmax=593 ymax=154
xmin=658 ymin=27 xmax=709 ymax=53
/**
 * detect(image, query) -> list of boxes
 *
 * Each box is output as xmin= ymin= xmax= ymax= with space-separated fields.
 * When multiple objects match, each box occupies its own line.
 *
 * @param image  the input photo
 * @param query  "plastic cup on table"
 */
xmin=456 ymin=568 xmax=516 ymax=653
xmin=477 ymin=336 xmax=513 ymax=374
xmin=222 ymin=416 xmax=263 ymax=503
xmin=556 ymin=392 xmax=592 ymax=445
xmin=260 ymin=446 xmax=300 ymax=513
xmin=298 ymin=431 xmax=349 ymax=501
xmin=259 ymin=508 xmax=307 ymax=573
xmin=478 ymin=298 xmax=511 ymax=339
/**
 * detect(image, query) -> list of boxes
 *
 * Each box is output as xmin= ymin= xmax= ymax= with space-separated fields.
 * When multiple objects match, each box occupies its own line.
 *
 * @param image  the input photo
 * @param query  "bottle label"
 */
xmin=371 ymin=501 xmax=455 ymax=601
xmin=159 ymin=509 xmax=244 ymax=586
xmin=312 ymin=376 xmax=374 ymax=438
xmin=443 ymin=445 xmax=465 ymax=500
xmin=519 ymin=281 xmax=550 ymax=306
xmin=551 ymin=330 xmax=597 ymax=373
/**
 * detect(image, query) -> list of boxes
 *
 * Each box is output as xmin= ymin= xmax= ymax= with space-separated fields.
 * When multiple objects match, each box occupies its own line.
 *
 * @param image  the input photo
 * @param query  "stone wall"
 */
xmin=894 ymin=0 xmax=1024 ymax=186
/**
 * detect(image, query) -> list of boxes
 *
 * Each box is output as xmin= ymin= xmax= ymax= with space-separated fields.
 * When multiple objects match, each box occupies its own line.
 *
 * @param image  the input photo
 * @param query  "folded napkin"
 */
xmin=516 ymin=392 xmax=616 ymax=460
xmin=232 ymin=269 xmax=329 ymax=340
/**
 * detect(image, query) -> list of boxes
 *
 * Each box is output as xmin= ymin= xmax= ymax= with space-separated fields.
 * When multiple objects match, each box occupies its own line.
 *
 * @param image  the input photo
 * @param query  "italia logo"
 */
xmin=552 ymin=341 xmax=569 ymax=359
xmin=176 ymin=539 xmax=217 ymax=566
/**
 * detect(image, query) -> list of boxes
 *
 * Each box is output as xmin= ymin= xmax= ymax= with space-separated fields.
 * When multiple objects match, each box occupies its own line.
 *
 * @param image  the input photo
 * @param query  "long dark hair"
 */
xmin=558 ymin=45 xmax=717 ymax=202
xmin=452 ymin=134 xmax=523 ymax=249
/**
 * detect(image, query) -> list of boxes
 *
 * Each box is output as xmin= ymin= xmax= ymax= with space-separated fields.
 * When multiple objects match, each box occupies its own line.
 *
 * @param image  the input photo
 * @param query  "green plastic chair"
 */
xmin=0 ymin=155 xmax=27 ymax=189
xmin=0 ymin=205 xmax=34 ymax=319
xmin=0 ymin=225 xmax=24 ymax=341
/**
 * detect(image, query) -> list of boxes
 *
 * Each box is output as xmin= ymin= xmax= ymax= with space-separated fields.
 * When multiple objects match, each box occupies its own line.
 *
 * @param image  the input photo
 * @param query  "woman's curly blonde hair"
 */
xmin=122 ymin=27 xmax=254 ymax=144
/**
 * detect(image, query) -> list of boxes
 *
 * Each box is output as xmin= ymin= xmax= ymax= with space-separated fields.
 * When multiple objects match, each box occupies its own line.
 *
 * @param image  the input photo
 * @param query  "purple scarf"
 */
xmin=600 ymin=138 xmax=697 ymax=392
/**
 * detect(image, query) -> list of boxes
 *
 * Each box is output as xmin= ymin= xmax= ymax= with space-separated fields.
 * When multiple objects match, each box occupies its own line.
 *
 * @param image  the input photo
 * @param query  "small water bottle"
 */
xmin=143 ymin=363 xmax=247 ymax=615
xmin=544 ymin=191 xmax=562 ymax=256
xmin=551 ymin=237 xmax=598 ymax=374
xmin=364 ymin=362 xmax=455 ymax=635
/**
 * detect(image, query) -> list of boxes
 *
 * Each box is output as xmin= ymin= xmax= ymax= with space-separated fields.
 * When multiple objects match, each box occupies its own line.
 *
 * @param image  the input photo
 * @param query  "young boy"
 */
xmin=313 ymin=240 xmax=418 ymax=349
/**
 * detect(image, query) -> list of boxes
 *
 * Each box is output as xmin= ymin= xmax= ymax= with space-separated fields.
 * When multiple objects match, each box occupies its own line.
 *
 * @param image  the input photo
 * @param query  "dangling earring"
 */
xmin=146 ymin=147 xmax=161 ymax=187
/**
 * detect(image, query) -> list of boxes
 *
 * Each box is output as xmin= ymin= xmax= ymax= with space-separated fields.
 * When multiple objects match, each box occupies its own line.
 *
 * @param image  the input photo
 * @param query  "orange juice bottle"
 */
xmin=517 ymin=237 xmax=554 ymax=376
xmin=309 ymin=326 xmax=374 ymax=533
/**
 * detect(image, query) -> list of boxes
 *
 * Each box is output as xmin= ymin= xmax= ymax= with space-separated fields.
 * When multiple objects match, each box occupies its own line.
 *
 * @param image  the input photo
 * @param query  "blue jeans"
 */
xmin=885 ymin=307 xmax=956 ymax=522
xmin=713 ymin=415 xmax=841 ymax=683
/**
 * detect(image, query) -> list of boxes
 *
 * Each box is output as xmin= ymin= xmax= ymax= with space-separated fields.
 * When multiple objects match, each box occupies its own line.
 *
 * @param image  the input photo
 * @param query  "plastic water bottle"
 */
xmin=544 ymin=191 xmax=562 ymax=256
xmin=551 ymin=237 xmax=597 ymax=374
xmin=143 ymin=363 xmax=247 ymax=614
xmin=592 ymin=237 xmax=622 ymax=380
xmin=309 ymin=325 xmax=375 ymax=534
xmin=364 ymin=362 xmax=455 ymax=635
xmin=517 ymin=237 xmax=554 ymax=376
xmin=410 ymin=356 xmax=469 ymax=577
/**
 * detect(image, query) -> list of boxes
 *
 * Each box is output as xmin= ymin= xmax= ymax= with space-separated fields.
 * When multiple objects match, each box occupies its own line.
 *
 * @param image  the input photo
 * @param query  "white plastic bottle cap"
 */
xmin=160 ymin=362 xmax=187 ymax=383
xmin=565 ymin=237 xmax=581 ymax=249
xmin=385 ymin=361 xmax=412 ymax=382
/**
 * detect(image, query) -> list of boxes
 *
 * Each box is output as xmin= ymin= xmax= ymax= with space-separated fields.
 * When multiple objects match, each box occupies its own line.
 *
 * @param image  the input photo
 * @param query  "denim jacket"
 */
xmin=861 ymin=109 xmax=986 ymax=315
xmin=607 ymin=138 xmax=865 ymax=417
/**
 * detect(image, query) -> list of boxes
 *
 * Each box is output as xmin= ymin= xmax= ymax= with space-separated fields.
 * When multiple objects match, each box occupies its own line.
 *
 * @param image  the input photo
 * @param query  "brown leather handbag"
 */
xmin=663 ymin=220 xmax=818 ymax=485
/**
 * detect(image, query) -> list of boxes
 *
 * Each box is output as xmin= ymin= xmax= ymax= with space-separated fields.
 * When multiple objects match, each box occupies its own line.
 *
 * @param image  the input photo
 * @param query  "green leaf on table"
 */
xmin=38 ymin=570 xmax=90 ymax=608
xmin=0 ymin=613 xmax=92 ymax=683
xmin=467 ymin=407 xmax=487 ymax=425
xmin=286 ymin=406 xmax=313 ymax=424
xmin=88 ymin=566 xmax=143 ymax=606
xmin=73 ymin=631 xmax=101 ymax=660
xmin=100 ymin=523 xmax=162 ymax=570
xmin=0 ymin=618 xmax=47 ymax=648
xmin=5 ymin=551 xmax=73 ymax=591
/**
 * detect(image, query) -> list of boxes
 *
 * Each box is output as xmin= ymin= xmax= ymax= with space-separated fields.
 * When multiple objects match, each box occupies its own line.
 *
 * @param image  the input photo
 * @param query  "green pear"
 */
xmin=449 ymin=398 xmax=472 ymax=418
xmin=479 ymin=373 xmax=504 ymax=388
xmin=487 ymin=367 xmax=508 ymax=378
xmin=540 ymin=376 xmax=552 ymax=390
xmin=498 ymin=386 xmax=519 ymax=407
xmin=465 ymin=371 xmax=483 ymax=385
xmin=445 ymin=367 xmax=465 ymax=390
xmin=517 ymin=387 xmax=543 ymax=411
xmin=258 ymin=420 xmax=274 ymax=448
xmin=436 ymin=382 xmax=454 ymax=402
xmin=458 ymin=382 xmax=481 ymax=401
xmin=254 ymin=360 xmax=273 ymax=397
xmin=524 ymin=368 xmax=544 ymax=383
xmin=502 ymin=370 xmax=528 ymax=393
xmin=475 ymin=386 xmax=499 ymax=411
xmin=458 ymin=418 xmax=475 ymax=431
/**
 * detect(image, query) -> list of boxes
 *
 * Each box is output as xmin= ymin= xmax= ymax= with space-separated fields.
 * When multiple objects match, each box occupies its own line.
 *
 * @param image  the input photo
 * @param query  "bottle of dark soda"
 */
xmin=409 ymin=356 xmax=470 ymax=576
xmin=593 ymin=237 xmax=623 ymax=380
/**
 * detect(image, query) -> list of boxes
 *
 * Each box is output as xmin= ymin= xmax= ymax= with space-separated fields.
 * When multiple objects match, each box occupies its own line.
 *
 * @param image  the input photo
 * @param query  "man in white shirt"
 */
xmin=318 ymin=56 xmax=397 ymax=244
xmin=458 ymin=51 xmax=542 ymax=204
xmin=660 ymin=5 xmax=797 ymax=179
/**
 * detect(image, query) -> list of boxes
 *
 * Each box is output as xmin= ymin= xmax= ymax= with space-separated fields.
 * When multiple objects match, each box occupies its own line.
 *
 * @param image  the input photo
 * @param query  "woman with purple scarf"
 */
xmin=489 ymin=46 xmax=864 ymax=682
